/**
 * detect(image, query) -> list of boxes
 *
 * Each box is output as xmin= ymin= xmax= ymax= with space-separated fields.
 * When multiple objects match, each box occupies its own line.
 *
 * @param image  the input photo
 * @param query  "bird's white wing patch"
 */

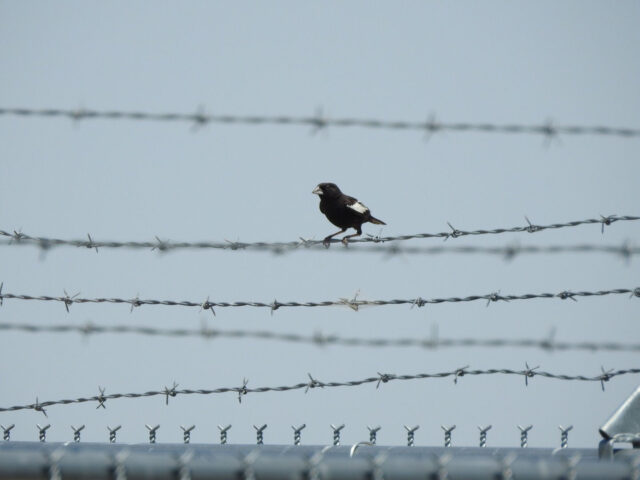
xmin=347 ymin=200 xmax=369 ymax=215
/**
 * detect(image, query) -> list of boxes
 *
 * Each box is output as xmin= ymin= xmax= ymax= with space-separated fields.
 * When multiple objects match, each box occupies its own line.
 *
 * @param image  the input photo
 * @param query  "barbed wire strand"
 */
xmin=0 ymin=287 xmax=638 ymax=313
xmin=1 ymin=215 xmax=638 ymax=253
xmin=1 ymin=367 xmax=638 ymax=414
xmin=2 ymin=237 xmax=639 ymax=260
xmin=1 ymin=107 xmax=639 ymax=138
xmin=2 ymin=322 xmax=639 ymax=353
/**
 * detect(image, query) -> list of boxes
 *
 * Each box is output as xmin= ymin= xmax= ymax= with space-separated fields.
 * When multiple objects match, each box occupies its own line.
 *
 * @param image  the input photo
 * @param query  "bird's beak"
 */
xmin=312 ymin=186 xmax=322 ymax=195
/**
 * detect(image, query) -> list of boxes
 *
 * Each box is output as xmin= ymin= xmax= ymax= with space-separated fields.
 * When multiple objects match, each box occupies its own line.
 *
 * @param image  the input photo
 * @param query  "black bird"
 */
xmin=312 ymin=182 xmax=386 ymax=246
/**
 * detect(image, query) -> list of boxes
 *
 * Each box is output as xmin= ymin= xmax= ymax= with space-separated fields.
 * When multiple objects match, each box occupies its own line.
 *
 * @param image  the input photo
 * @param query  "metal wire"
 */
xmin=0 ymin=287 xmax=637 ymax=313
xmin=1 ymin=107 xmax=639 ymax=138
xmin=1 ymin=366 xmax=637 ymax=414
xmin=1 ymin=215 xmax=638 ymax=252
xmin=0 ymin=284 xmax=640 ymax=314
xmin=2 ymin=322 xmax=639 ymax=353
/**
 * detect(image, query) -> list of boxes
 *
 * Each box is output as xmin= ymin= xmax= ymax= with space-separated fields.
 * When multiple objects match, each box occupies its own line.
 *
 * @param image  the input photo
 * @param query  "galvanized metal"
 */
xmin=0 ymin=442 xmax=637 ymax=480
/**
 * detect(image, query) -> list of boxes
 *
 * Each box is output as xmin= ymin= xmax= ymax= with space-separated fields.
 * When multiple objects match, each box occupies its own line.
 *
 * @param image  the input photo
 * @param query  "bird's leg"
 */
xmin=341 ymin=227 xmax=362 ymax=246
xmin=323 ymin=229 xmax=346 ymax=248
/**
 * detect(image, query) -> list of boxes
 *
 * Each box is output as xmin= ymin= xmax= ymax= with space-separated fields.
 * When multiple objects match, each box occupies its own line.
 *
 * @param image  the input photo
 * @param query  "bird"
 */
xmin=312 ymin=182 xmax=386 ymax=247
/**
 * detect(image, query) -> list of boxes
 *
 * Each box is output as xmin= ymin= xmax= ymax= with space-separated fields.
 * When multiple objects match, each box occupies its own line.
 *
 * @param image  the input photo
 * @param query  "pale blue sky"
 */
xmin=1 ymin=1 xmax=639 ymax=448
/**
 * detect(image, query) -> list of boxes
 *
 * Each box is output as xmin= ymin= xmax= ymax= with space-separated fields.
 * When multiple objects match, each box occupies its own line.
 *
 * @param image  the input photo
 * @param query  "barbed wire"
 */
xmin=0 ymin=286 xmax=638 ymax=313
xmin=2 ymin=235 xmax=639 ymax=261
xmin=1 ymin=107 xmax=639 ymax=139
xmin=1 ymin=215 xmax=638 ymax=253
xmin=1 ymin=366 xmax=638 ymax=414
xmin=2 ymin=322 xmax=639 ymax=353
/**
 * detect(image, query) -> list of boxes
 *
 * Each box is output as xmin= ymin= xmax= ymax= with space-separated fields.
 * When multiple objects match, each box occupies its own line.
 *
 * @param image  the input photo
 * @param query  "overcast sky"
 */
xmin=1 ymin=2 xmax=639 ymax=448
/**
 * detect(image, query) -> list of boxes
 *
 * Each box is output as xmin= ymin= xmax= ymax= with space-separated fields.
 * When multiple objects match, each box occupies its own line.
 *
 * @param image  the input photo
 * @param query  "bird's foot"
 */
xmin=341 ymin=237 xmax=349 ymax=246
xmin=322 ymin=237 xmax=332 ymax=248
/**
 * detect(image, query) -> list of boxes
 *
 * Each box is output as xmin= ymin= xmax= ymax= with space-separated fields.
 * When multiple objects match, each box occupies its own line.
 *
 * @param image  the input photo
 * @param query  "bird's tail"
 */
xmin=369 ymin=216 xmax=386 ymax=225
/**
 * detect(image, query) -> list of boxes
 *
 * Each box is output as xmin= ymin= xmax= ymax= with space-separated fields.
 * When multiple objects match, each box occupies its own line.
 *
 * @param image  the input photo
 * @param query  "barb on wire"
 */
xmin=1 ymin=107 xmax=639 ymax=139
xmin=1 ymin=215 xmax=638 ymax=253
xmin=0 ymin=287 xmax=637 ymax=313
xmin=1 ymin=366 xmax=638 ymax=414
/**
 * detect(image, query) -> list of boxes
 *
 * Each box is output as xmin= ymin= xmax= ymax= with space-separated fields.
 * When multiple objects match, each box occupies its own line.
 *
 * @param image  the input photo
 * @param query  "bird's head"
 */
xmin=312 ymin=183 xmax=342 ymax=198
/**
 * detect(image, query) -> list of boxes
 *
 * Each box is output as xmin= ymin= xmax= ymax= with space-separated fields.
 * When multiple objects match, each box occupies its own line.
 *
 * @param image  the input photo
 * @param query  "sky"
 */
xmin=0 ymin=2 xmax=639 ymax=449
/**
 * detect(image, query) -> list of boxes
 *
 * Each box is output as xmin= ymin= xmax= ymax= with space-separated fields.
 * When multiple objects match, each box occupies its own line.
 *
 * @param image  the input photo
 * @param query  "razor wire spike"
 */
xmin=152 ymin=236 xmax=168 ymax=252
xmin=10 ymin=229 xmax=25 ymax=243
xmin=108 ymin=425 xmax=121 ymax=443
xmin=411 ymin=296 xmax=426 ymax=308
xmin=218 ymin=425 xmax=231 ymax=444
xmin=502 ymin=242 xmax=520 ymax=261
xmin=518 ymin=425 xmax=533 ymax=448
xmin=599 ymin=366 xmax=614 ymax=391
xmin=486 ymin=291 xmax=504 ymax=306
xmin=600 ymin=215 xmax=616 ymax=234
xmin=37 ymin=424 xmax=51 ymax=442
xmin=253 ymin=424 xmax=267 ymax=445
xmin=454 ymin=366 xmax=469 ymax=384
xmin=441 ymin=425 xmax=456 ymax=447
xmin=445 ymin=222 xmax=462 ymax=240
xmin=129 ymin=293 xmax=141 ymax=313
xmin=297 ymin=236 xmax=315 ymax=248
xmin=200 ymin=296 xmax=215 ymax=316
xmin=541 ymin=118 xmax=559 ymax=146
xmin=525 ymin=216 xmax=540 ymax=233
xmin=404 ymin=425 xmax=419 ymax=446
xmin=523 ymin=362 xmax=539 ymax=386
xmin=367 ymin=426 xmax=381 ymax=445
xmin=191 ymin=104 xmax=209 ymax=129
xmin=163 ymin=381 xmax=179 ymax=405
xmin=237 ymin=378 xmax=249 ymax=403
xmin=70 ymin=106 xmax=87 ymax=121
xmin=311 ymin=331 xmax=328 ymax=346
xmin=557 ymin=290 xmax=578 ymax=302
xmin=478 ymin=425 xmax=492 ymax=447
xmin=376 ymin=372 xmax=395 ymax=388
xmin=423 ymin=112 xmax=440 ymax=141
xmin=1 ymin=424 xmax=15 ymax=441
xmin=86 ymin=233 xmax=98 ymax=253
xmin=541 ymin=327 xmax=557 ymax=351
xmin=270 ymin=299 xmax=280 ymax=315
xmin=96 ymin=386 xmax=107 ymax=409
xmin=180 ymin=425 xmax=195 ymax=444
xmin=339 ymin=290 xmax=360 ymax=311
xmin=365 ymin=229 xmax=385 ymax=243
xmin=71 ymin=425 xmax=85 ymax=443
xmin=310 ymin=106 xmax=327 ymax=134
xmin=80 ymin=321 xmax=97 ymax=336
xmin=559 ymin=425 xmax=573 ymax=448
xmin=291 ymin=424 xmax=306 ymax=445
xmin=62 ymin=289 xmax=79 ymax=312
xmin=330 ymin=424 xmax=345 ymax=446
xmin=34 ymin=397 xmax=47 ymax=417
xmin=306 ymin=373 xmax=323 ymax=393
xmin=145 ymin=424 xmax=160 ymax=444
xmin=618 ymin=241 xmax=632 ymax=263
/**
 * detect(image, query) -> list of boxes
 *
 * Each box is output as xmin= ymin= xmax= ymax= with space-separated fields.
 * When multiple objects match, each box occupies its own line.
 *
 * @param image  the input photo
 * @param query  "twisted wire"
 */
xmin=2 ymin=322 xmax=639 ymax=353
xmin=1 ymin=215 xmax=638 ymax=252
xmin=0 ymin=287 xmax=638 ymax=312
xmin=1 ymin=367 xmax=637 ymax=414
xmin=1 ymin=107 xmax=639 ymax=138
